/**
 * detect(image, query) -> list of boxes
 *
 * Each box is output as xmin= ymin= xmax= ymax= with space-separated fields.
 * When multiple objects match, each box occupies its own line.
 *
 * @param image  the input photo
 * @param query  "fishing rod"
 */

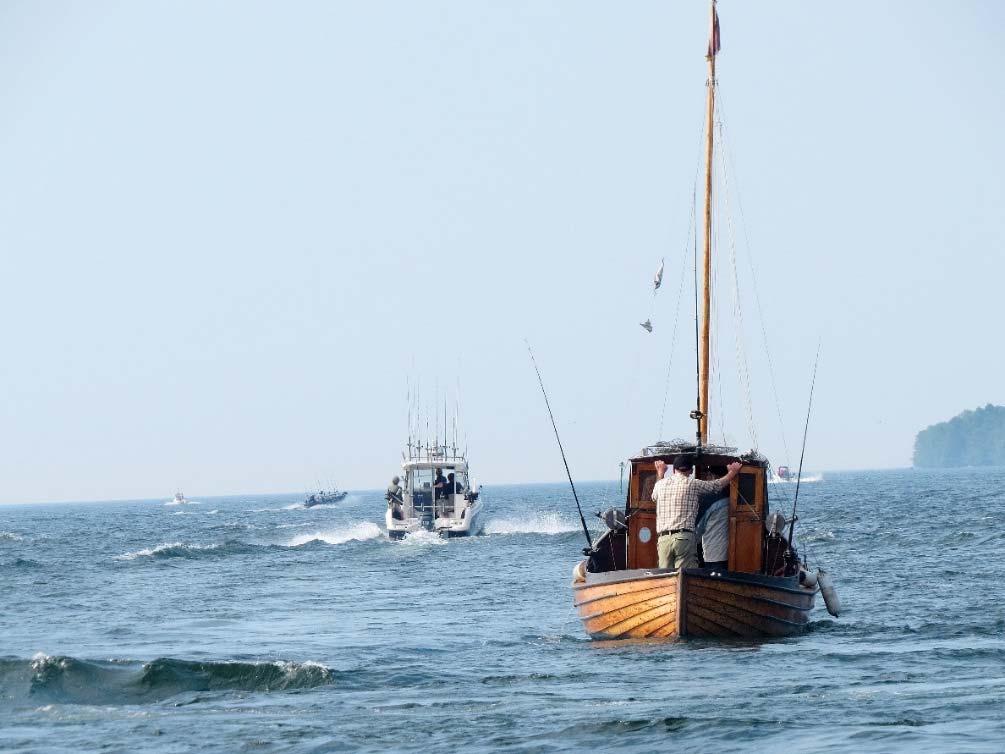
xmin=787 ymin=343 xmax=821 ymax=547
xmin=525 ymin=341 xmax=593 ymax=551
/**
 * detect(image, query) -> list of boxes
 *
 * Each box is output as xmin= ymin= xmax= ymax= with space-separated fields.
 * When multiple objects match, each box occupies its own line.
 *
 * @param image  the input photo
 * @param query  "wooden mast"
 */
xmin=699 ymin=0 xmax=718 ymax=444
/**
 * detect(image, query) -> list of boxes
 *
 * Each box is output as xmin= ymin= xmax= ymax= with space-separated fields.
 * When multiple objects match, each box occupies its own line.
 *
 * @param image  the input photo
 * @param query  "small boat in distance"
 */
xmin=769 ymin=466 xmax=823 ymax=484
xmin=386 ymin=442 xmax=482 ymax=540
xmin=304 ymin=489 xmax=348 ymax=507
xmin=165 ymin=492 xmax=189 ymax=506
xmin=568 ymin=1 xmax=839 ymax=641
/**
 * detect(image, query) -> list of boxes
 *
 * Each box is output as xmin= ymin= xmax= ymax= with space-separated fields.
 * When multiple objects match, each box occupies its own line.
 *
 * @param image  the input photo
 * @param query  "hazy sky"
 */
xmin=2 ymin=1 xmax=1003 ymax=504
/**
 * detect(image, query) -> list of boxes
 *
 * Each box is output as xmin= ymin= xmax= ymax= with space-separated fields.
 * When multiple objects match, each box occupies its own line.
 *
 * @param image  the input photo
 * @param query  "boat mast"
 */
xmin=699 ymin=0 xmax=719 ymax=444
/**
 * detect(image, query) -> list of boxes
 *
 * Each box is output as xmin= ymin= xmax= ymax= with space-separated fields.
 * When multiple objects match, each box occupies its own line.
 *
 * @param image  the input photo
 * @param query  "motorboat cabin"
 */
xmin=386 ymin=450 xmax=482 ymax=539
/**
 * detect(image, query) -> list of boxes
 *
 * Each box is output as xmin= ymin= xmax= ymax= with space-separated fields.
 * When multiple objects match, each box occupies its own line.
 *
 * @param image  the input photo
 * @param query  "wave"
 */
xmin=164 ymin=500 xmax=202 ymax=506
xmin=114 ymin=541 xmax=244 ymax=561
xmin=172 ymin=509 xmax=219 ymax=516
xmin=0 ymin=531 xmax=24 ymax=541
xmin=0 ymin=654 xmax=338 ymax=706
xmin=2 ymin=557 xmax=41 ymax=569
xmin=285 ymin=522 xmax=382 ymax=547
xmin=484 ymin=513 xmax=578 ymax=536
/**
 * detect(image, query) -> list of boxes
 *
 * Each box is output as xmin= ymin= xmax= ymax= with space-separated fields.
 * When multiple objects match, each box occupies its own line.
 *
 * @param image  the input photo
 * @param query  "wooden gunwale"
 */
xmin=573 ymin=570 xmax=678 ymax=591
xmin=688 ymin=591 xmax=808 ymax=629
xmin=688 ymin=583 xmax=814 ymax=613
xmin=686 ymin=572 xmax=814 ymax=597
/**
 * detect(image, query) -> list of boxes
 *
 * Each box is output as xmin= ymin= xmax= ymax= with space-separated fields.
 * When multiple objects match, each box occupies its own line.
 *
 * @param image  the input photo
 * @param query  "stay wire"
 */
xmin=717 ymin=90 xmax=792 ymax=466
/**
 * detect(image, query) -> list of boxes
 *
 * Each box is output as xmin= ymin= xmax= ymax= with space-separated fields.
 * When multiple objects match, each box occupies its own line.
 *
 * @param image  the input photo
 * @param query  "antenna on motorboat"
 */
xmin=788 ymin=343 xmax=821 ymax=547
xmin=525 ymin=341 xmax=593 ymax=551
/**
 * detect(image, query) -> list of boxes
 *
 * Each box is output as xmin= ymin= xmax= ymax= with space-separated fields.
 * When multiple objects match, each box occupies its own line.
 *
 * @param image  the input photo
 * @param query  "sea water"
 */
xmin=2 ymin=470 xmax=1004 ymax=753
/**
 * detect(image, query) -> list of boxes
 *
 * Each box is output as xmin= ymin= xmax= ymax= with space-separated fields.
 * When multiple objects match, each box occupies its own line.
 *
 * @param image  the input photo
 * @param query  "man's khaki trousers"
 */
xmin=657 ymin=531 xmax=697 ymax=570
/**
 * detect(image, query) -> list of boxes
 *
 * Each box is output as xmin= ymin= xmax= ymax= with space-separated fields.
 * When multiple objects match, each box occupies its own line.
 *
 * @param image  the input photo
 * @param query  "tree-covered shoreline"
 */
xmin=913 ymin=404 xmax=1005 ymax=468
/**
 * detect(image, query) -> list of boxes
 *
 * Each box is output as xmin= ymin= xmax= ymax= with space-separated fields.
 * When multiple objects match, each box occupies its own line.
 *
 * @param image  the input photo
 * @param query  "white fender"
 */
xmin=798 ymin=568 xmax=818 ymax=588
xmin=817 ymin=568 xmax=841 ymax=617
xmin=572 ymin=560 xmax=587 ymax=584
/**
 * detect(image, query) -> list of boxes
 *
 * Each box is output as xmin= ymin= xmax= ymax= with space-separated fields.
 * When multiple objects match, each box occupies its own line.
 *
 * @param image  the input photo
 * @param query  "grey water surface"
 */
xmin=2 ymin=470 xmax=1004 ymax=753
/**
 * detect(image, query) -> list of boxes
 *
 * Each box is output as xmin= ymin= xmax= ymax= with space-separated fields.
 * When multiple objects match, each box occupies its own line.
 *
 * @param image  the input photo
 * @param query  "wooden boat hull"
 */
xmin=573 ymin=567 xmax=816 ymax=641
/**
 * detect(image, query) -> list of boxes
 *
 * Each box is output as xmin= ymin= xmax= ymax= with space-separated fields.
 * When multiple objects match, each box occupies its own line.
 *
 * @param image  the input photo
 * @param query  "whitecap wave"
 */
xmin=285 ymin=522 xmax=382 ymax=547
xmin=0 ymin=531 xmax=24 ymax=541
xmin=484 ymin=513 xmax=578 ymax=536
xmin=172 ymin=509 xmax=219 ymax=516
xmin=114 ymin=542 xmax=222 ymax=560
xmin=164 ymin=500 xmax=201 ymax=506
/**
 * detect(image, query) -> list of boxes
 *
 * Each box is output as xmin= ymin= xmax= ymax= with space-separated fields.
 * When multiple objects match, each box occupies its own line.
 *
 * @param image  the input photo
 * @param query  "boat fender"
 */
xmin=817 ymin=568 xmax=841 ymax=617
xmin=798 ymin=568 xmax=818 ymax=588
xmin=572 ymin=560 xmax=587 ymax=584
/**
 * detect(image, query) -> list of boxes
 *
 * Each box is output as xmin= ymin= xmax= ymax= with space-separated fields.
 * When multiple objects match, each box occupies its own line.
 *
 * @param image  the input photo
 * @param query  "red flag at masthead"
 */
xmin=707 ymin=1 xmax=721 ymax=58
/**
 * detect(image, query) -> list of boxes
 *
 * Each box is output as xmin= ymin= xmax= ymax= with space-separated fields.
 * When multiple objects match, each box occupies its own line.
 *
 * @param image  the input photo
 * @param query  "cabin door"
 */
xmin=627 ymin=464 xmax=659 ymax=569
xmin=728 ymin=466 xmax=765 ymax=573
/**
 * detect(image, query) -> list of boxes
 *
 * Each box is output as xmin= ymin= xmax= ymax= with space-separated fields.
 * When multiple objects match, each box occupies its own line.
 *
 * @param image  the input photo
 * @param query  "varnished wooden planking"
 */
xmin=573 ymin=574 xmax=677 ymax=604
xmin=591 ymin=601 xmax=679 ymax=639
xmin=688 ymin=585 xmax=812 ymax=624
xmin=576 ymin=585 xmax=676 ymax=618
xmin=687 ymin=593 xmax=806 ymax=637
xmin=621 ymin=610 xmax=680 ymax=639
xmin=584 ymin=594 xmax=677 ymax=635
xmin=687 ymin=576 xmax=815 ymax=609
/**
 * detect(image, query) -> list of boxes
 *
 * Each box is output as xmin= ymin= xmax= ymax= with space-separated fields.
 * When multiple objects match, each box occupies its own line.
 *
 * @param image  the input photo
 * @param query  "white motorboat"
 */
xmin=386 ymin=445 xmax=482 ymax=540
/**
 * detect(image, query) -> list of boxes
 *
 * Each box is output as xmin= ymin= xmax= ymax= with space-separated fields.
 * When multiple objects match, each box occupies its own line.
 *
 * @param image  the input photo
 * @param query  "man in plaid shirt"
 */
xmin=651 ymin=455 xmax=741 ymax=570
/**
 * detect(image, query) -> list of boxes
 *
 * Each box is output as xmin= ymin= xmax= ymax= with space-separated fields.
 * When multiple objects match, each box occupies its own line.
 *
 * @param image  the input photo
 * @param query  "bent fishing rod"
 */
xmin=788 ymin=342 xmax=821 ymax=547
xmin=526 ymin=341 xmax=593 ymax=551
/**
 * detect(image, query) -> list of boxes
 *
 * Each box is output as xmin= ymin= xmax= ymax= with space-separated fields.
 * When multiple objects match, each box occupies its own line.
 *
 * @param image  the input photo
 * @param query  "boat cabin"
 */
xmin=586 ymin=443 xmax=797 ymax=578
xmin=402 ymin=458 xmax=472 ymax=520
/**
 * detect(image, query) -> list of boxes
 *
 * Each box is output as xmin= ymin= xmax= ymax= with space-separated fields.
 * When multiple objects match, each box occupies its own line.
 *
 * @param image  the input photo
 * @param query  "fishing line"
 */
xmin=525 ymin=341 xmax=593 ymax=551
xmin=788 ymin=342 xmax=821 ymax=545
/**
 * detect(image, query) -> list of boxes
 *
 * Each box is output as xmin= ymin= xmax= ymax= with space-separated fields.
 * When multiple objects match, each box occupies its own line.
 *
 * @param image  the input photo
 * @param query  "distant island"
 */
xmin=913 ymin=404 xmax=1005 ymax=468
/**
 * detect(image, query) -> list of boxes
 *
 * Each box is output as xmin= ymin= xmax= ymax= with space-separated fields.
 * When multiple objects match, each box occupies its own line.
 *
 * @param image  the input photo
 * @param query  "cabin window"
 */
xmin=409 ymin=468 xmax=434 ymax=490
xmin=638 ymin=471 xmax=657 ymax=504
xmin=737 ymin=472 xmax=757 ymax=511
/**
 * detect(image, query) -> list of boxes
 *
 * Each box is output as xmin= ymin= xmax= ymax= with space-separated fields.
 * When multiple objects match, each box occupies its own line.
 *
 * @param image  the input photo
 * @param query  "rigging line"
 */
xmin=656 ymin=112 xmax=707 ymax=441
xmin=716 ymin=94 xmax=791 ymax=465
xmin=525 ymin=341 xmax=593 ymax=550
xmin=787 ymin=342 xmax=821 ymax=546
xmin=717 ymin=120 xmax=758 ymax=450
xmin=656 ymin=189 xmax=697 ymax=440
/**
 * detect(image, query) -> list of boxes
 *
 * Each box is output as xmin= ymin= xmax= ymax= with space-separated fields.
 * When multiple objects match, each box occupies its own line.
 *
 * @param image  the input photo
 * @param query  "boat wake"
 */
xmin=400 ymin=529 xmax=447 ymax=546
xmin=0 ymin=654 xmax=339 ymax=706
xmin=768 ymin=474 xmax=823 ymax=484
xmin=284 ymin=522 xmax=382 ymax=547
xmin=164 ymin=500 xmax=201 ymax=506
xmin=484 ymin=513 xmax=579 ymax=536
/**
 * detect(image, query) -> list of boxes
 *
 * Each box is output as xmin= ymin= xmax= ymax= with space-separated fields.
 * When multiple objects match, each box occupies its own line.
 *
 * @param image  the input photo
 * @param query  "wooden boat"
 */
xmin=570 ymin=2 xmax=835 ymax=641
xmin=573 ymin=444 xmax=818 ymax=640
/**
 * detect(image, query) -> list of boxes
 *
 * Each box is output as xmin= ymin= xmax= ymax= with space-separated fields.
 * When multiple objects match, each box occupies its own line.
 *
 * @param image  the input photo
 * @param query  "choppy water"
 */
xmin=2 ymin=470 xmax=1004 ymax=752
